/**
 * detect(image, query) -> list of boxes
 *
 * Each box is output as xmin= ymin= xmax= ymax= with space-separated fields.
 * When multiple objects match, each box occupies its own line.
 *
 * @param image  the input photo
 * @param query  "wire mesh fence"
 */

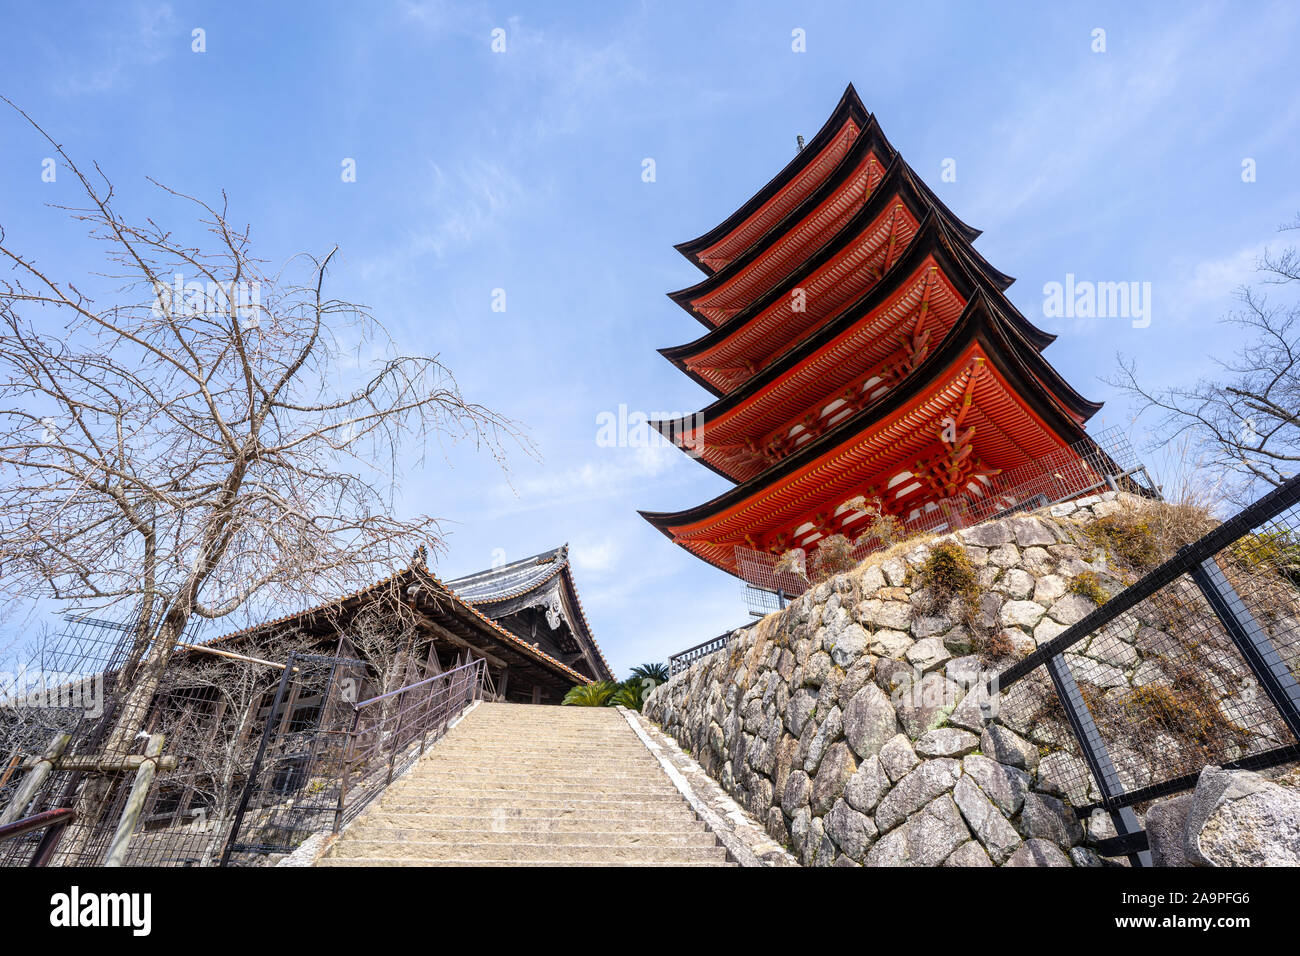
xmin=221 ymin=654 xmax=487 ymax=863
xmin=992 ymin=474 xmax=1300 ymax=823
xmin=1 ymin=595 xmax=491 ymax=867
xmin=0 ymin=603 xmax=206 ymax=866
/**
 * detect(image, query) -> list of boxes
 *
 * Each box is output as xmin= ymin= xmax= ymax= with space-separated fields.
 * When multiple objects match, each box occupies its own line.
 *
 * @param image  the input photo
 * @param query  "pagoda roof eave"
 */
xmin=673 ymin=84 xmax=872 ymax=275
xmin=658 ymin=210 xmax=1051 ymax=399
xmin=649 ymin=223 xmax=1066 ymax=457
xmin=665 ymin=158 xmax=1008 ymax=348
xmin=641 ymin=292 xmax=1101 ymax=539
xmin=666 ymin=118 xmax=894 ymax=327
xmin=674 ymin=84 xmax=984 ymax=277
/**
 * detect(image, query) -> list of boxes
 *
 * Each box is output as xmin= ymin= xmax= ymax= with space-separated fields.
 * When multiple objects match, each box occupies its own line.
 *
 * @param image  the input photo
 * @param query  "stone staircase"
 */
xmin=317 ymin=701 xmax=732 ymax=866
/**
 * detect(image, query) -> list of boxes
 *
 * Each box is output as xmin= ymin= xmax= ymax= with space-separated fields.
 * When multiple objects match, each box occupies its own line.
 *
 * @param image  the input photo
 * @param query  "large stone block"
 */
xmin=1183 ymin=766 xmax=1300 ymax=867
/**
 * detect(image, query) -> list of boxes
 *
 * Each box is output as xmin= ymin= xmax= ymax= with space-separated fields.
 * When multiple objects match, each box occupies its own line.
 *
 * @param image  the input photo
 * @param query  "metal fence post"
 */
xmin=219 ymin=652 xmax=297 ymax=867
xmin=334 ymin=709 xmax=361 ymax=834
xmin=0 ymin=733 xmax=71 ymax=827
xmin=1045 ymin=655 xmax=1152 ymax=867
xmin=1191 ymin=557 xmax=1300 ymax=742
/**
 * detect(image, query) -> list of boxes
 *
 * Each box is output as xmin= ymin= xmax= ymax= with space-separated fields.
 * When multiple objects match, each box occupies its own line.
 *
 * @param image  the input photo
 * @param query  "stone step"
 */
xmin=379 ymin=793 xmax=687 ymax=812
xmin=401 ymin=771 xmax=673 ymax=787
xmin=342 ymin=826 xmax=720 ymax=847
xmin=361 ymin=810 xmax=710 ymax=831
xmin=412 ymin=754 xmax=662 ymax=767
xmin=326 ymin=840 xmax=730 ymax=863
xmin=396 ymin=782 xmax=678 ymax=798
xmin=411 ymin=759 xmax=663 ymax=771
xmin=313 ymin=702 xmax=727 ymax=867
xmin=387 ymin=786 xmax=682 ymax=803
xmin=430 ymin=737 xmax=650 ymax=748
xmin=436 ymin=738 xmax=639 ymax=743
xmin=317 ymin=857 xmax=733 ymax=867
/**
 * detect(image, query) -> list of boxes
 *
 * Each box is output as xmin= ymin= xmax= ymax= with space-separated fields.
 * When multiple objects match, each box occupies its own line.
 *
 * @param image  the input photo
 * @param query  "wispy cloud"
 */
xmin=53 ymin=2 xmax=175 ymax=96
xmin=358 ymin=159 xmax=524 ymax=283
xmin=490 ymin=443 xmax=685 ymax=515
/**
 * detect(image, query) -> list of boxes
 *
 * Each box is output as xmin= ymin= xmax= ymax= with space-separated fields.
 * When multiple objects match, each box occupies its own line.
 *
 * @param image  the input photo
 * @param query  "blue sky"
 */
xmin=1 ymin=1 xmax=1298 ymax=675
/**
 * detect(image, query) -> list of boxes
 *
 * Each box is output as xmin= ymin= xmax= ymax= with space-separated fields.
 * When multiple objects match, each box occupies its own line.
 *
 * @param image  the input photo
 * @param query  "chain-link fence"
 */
xmin=2 ymin=597 xmax=491 ymax=867
xmin=991 ymin=474 xmax=1300 ymax=860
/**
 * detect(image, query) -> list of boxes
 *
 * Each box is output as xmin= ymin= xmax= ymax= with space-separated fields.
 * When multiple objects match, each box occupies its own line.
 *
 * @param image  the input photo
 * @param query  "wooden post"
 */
xmin=0 ymin=733 xmax=71 ymax=826
xmin=103 ymin=734 xmax=165 ymax=867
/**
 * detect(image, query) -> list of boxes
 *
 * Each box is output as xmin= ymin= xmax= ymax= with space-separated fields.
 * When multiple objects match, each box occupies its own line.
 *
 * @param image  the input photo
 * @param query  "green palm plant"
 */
xmin=562 ymin=680 xmax=618 ymax=706
xmin=629 ymin=662 xmax=669 ymax=685
xmin=609 ymin=680 xmax=647 ymax=711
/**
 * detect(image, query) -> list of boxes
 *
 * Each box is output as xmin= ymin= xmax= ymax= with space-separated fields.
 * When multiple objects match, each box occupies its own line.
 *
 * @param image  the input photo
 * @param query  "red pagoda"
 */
xmin=641 ymin=85 xmax=1110 ymax=581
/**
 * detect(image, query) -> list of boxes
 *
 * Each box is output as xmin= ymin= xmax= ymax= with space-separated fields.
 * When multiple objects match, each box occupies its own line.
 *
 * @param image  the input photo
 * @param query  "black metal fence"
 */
xmin=2 ymin=608 xmax=490 ymax=867
xmin=989 ymin=474 xmax=1300 ymax=863
xmin=220 ymin=654 xmax=488 ymax=864
xmin=668 ymin=624 xmax=756 ymax=677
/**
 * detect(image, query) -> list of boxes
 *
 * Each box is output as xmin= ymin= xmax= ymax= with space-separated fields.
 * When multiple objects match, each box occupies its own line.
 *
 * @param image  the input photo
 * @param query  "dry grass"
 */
xmin=971 ymin=629 xmax=1017 ymax=665
xmin=850 ymin=531 xmax=937 ymax=577
xmin=1068 ymin=570 xmax=1109 ymax=605
xmin=918 ymin=542 xmax=979 ymax=607
xmin=1083 ymin=499 xmax=1218 ymax=573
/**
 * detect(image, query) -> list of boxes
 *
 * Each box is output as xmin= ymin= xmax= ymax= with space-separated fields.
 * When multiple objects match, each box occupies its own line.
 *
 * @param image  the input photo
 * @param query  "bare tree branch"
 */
xmin=1107 ymin=216 xmax=1300 ymax=505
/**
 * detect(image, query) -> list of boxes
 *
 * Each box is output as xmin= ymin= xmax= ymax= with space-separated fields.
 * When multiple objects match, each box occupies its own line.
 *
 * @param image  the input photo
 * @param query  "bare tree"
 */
xmin=1109 ymin=217 xmax=1300 ymax=505
xmin=0 ymin=102 xmax=533 ymax=828
xmin=341 ymin=602 xmax=424 ymax=700
xmin=155 ymin=630 xmax=315 ymax=866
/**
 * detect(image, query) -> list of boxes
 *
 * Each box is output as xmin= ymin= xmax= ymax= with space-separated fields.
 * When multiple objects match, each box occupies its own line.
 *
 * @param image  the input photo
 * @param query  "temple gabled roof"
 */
xmin=202 ymin=564 xmax=593 ymax=688
xmin=674 ymin=84 xmax=982 ymax=277
xmin=446 ymin=546 xmax=570 ymax=602
xmin=445 ymin=545 xmax=614 ymax=682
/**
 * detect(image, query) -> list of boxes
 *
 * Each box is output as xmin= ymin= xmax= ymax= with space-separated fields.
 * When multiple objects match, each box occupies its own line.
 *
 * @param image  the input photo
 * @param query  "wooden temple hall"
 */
xmin=641 ymin=84 xmax=1110 ymax=579
xmin=200 ymin=545 xmax=611 ymax=706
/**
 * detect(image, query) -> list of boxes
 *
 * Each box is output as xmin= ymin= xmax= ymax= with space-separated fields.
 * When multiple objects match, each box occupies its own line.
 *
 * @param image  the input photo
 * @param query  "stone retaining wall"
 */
xmin=646 ymin=491 xmax=1214 ymax=866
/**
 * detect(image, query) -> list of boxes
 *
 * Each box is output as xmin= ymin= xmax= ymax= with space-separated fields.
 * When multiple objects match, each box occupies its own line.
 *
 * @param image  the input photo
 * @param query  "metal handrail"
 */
xmin=0 ymin=808 xmax=76 ymax=867
xmin=352 ymin=658 xmax=480 ymax=709
xmin=0 ymin=807 xmax=75 ymax=844
xmin=333 ymin=658 xmax=487 ymax=831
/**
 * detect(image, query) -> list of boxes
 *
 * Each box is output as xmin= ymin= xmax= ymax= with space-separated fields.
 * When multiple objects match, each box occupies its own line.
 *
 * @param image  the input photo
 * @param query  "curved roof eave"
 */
xmin=641 ymin=291 xmax=1101 ymax=534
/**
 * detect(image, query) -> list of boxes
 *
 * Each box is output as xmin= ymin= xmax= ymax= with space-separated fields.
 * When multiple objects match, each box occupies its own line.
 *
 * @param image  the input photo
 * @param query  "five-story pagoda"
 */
xmin=641 ymin=85 xmax=1109 ymax=582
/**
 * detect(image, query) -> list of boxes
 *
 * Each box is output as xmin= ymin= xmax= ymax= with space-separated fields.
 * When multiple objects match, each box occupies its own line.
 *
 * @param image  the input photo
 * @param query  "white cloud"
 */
xmin=54 ymin=3 xmax=175 ymax=96
xmin=498 ymin=443 xmax=682 ymax=509
xmin=358 ymin=159 xmax=524 ymax=283
xmin=570 ymin=536 xmax=619 ymax=575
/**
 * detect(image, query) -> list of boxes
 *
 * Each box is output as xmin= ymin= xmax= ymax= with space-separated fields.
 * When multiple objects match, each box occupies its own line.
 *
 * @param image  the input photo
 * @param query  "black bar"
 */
xmin=1093 ymin=828 xmax=1149 ymax=857
xmin=219 ymin=651 xmax=298 ymax=867
xmin=1045 ymin=654 xmax=1151 ymax=866
xmin=992 ymin=471 xmax=1300 ymax=693
xmin=1190 ymin=557 xmax=1300 ymax=743
xmin=1074 ymin=743 xmax=1300 ymax=815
